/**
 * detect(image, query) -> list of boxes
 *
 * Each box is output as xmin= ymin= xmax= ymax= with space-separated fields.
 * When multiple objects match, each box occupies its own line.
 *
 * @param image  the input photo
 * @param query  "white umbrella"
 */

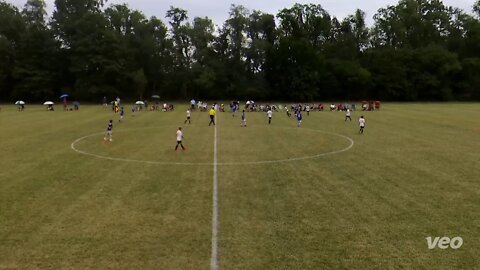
xmin=135 ymin=101 xmax=145 ymax=105
xmin=15 ymin=101 xmax=25 ymax=105
xmin=43 ymin=101 xmax=54 ymax=105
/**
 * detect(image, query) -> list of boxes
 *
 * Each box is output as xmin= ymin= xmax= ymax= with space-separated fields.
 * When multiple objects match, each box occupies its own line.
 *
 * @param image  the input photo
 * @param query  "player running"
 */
xmin=175 ymin=127 xmax=186 ymax=151
xmin=104 ymin=120 xmax=113 ymax=142
xmin=267 ymin=109 xmax=273 ymax=124
xmin=209 ymin=107 xmax=216 ymax=126
xmin=345 ymin=108 xmax=352 ymax=121
xmin=359 ymin=116 xmax=365 ymax=134
xmin=184 ymin=109 xmax=191 ymax=124
xmin=241 ymin=110 xmax=246 ymax=127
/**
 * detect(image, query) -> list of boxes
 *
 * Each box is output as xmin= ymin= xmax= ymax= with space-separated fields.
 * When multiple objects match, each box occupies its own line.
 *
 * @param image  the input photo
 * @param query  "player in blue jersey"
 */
xmin=296 ymin=112 xmax=302 ymax=127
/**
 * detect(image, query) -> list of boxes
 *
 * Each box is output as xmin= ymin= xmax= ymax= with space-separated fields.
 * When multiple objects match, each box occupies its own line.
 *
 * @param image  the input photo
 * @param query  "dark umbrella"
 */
xmin=60 ymin=94 xmax=69 ymax=99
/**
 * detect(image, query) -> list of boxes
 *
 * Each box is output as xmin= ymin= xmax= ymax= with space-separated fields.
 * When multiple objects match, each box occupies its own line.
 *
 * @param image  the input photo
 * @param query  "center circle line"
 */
xmin=70 ymin=126 xmax=354 ymax=166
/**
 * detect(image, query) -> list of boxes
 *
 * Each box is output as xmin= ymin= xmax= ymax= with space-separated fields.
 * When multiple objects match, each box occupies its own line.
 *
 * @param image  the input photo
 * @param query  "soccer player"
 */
xmin=359 ymin=116 xmax=366 ymax=134
xmin=113 ymin=100 xmax=119 ymax=113
xmin=296 ymin=112 xmax=302 ymax=127
xmin=306 ymin=105 xmax=310 ymax=116
xmin=104 ymin=120 xmax=113 ymax=142
xmin=190 ymin=99 xmax=196 ymax=111
xmin=209 ymin=107 xmax=216 ymax=126
xmin=286 ymin=108 xmax=291 ymax=117
xmin=231 ymin=101 xmax=237 ymax=117
xmin=175 ymin=127 xmax=186 ymax=150
xmin=119 ymin=107 xmax=124 ymax=122
xmin=184 ymin=109 xmax=191 ymax=124
xmin=267 ymin=109 xmax=273 ymax=124
xmin=241 ymin=110 xmax=246 ymax=127
xmin=345 ymin=108 xmax=352 ymax=122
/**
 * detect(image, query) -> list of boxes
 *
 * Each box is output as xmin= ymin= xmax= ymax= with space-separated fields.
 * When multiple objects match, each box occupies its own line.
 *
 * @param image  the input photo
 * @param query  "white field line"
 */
xmin=70 ymin=127 xmax=354 ymax=166
xmin=211 ymin=116 xmax=219 ymax=270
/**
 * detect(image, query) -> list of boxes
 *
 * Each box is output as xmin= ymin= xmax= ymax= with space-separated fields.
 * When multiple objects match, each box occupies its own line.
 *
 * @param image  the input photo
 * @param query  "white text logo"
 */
xmin=426 ymin=236 xmax=463 ymax=249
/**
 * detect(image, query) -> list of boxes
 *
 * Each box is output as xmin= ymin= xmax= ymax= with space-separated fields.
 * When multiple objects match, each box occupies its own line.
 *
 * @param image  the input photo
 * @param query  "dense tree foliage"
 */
xmin=0 ymin=0 xmax=479 ymax=101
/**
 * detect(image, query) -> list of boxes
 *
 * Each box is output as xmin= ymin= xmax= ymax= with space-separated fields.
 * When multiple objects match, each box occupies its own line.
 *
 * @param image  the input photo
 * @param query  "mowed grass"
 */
xmin=0 ymin=103 xmax=479 ymax=269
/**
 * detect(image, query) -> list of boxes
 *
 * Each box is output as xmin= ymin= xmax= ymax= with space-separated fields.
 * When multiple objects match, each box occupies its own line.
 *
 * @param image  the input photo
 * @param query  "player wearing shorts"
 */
xmin=345 ymin=108 xmax=352 ymax=121
xmin=190 ymin=99 xmax=196 ymax=111
xmin=184 ymin=109 xmax=191 ymax=124
xmin=286 ymin=108 xmax=291 ymax=117
xmin=267 ymin=109 xmax=273 ymax=124
xmin=359 ymin=116 xmax=365 ymax=134
xmin=104 ymin=120 xmax=113 ymax=141
xmin=119 ymin=107 xmax=124 ymax=122
xmin=175 ymin=127 xmax=186 ymax=150
xmin=296 ymin=112 xmax=302 ymax=127
xmin=241 ymin=110 xmax=246 ymax=127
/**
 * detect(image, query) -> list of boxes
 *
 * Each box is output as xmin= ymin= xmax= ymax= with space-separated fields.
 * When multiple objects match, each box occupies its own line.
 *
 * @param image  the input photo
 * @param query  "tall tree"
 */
xmin=166 ymin=6 xmax=192 ymax=98
xmin=0 ymin=2 xmax=24 ymax=99
xmin=12 ymin=0 xmax=58 ymax=100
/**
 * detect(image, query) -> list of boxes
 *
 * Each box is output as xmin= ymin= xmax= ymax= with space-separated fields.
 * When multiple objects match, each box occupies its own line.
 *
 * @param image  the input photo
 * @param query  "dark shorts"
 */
xmin=187 ymin=117 xmax=190 ymax=119
xmin=177 ymin=140 xmax=182 ymax=143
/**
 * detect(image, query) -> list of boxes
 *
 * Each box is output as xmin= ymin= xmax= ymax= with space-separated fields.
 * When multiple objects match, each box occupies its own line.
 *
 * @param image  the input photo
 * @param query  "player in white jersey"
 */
xmin=267 ymin=109 xmax=273 ymax=124
xmin=184 ymin=109 xmax=191 ymax=124
xmin=359 ymin=116 xmax=365 ymax=134
xmin=345 ymin=108 xmax=352 ymax=121
xmin=175 ymin=127 xmax=186 ymax=150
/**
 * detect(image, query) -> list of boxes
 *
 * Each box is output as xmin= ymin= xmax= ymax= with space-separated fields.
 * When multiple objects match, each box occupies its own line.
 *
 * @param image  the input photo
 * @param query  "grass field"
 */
xmin=0 ymin=103 xmax=479 ymax=269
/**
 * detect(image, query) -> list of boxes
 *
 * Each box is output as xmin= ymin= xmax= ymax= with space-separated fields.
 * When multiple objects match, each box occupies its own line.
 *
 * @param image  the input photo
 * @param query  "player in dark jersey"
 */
xmin=241 ymin=110 xmax=246 ymax=127
xmin=296 ymin=112 xmax=302 ymax=127
xmin=119 ymin=107 xmax=124 ymax=122
xmin=104 ymin=120 xmax=113 ymax=141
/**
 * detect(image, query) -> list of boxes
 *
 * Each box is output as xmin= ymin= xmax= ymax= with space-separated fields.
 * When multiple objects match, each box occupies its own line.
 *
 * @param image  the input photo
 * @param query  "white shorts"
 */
xmin=106 ymin=131 xmax=112 ymax=136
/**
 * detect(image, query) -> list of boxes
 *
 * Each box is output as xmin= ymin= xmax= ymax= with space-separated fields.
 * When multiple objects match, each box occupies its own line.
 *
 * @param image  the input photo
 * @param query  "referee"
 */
xmin=209 ymin=106 xmax=216 ymax=126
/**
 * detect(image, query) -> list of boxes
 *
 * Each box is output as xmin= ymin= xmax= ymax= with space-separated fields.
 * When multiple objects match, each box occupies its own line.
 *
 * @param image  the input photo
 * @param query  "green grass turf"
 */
xmin=0 ymin=103 xmax=479 ymax=269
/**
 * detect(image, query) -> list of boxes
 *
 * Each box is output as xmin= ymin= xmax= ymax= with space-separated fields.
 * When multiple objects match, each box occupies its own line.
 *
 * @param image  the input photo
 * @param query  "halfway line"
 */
xmin=211 ymin=117 xmax=219 ymax=270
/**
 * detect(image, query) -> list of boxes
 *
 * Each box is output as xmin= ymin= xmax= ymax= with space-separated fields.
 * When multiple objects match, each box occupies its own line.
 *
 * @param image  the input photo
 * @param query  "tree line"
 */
xmin=0 ymin=0 xmax=479 ymax=102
